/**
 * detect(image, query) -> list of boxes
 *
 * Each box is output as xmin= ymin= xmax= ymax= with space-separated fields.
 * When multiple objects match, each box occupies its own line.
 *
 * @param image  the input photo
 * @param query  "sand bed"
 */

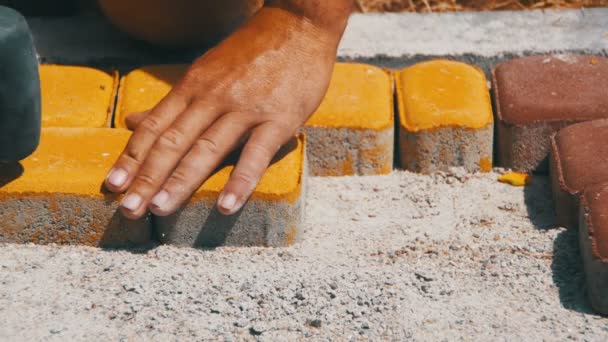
xmin=0 ymin=170 xmax=606 ymax=340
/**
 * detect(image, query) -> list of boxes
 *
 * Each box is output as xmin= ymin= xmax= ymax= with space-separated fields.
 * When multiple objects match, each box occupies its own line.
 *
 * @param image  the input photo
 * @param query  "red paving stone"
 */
xmin=550 ymin=119 xmax=608 ymax=228
xmin=493 ymin=54 xmax=608 ymax=173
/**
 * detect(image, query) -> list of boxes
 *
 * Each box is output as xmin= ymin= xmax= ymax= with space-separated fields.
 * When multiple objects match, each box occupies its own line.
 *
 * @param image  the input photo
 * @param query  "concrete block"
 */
xmin=302 ymin=63 xmax=393 ymax=176
xmin=40 ymin=65 xmax=118 ymax=128
xmin=115 ymin=63 xmax=393 ymax=176
xmin=339 ymin=9 xmax=608 ymax=71
xmin=396 ymin=59 xmax=493 ymax=173
xmin=579 ymin=182 xmax=608 ymax=315
xmin=550 ymin=119 xmax=608 ymax=229
xmin=493 ymin=54 xmax=608 ymax=172
xmin=155 ymin=135 xmax=306 ymax=248
xmin=0 ymin=128 xmax=151 ymax=248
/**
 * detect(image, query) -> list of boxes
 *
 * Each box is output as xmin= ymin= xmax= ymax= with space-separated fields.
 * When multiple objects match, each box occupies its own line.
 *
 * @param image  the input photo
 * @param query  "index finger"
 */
xmin=105 ymin=90 xmax=188 ymax=193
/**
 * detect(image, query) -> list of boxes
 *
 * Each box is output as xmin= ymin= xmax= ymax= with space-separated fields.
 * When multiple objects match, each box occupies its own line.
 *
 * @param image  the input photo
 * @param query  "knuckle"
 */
xmin=156 ymin=129 xmax=185 ymax=152
xmin=168 ymin=169 xmax=190 ymax=187
xmin=179 ymin=72 xmax=205 ymax=92
xmin=247 ymin=141 xmax=275 ymax=158
xmin=166 ymin=168 xmax=201 ymax=197
xmin=134 ymin=172 xmax=158 ymax=188
xmin=231 ymin=171 xmax=258 ymax=188
xmin=123 ymin=142 xmax=146 ymax=164
xmin=180 ymin=71 xmax=197 ymax=85
xmin=195 ymin=137 xmax=220 ymax=155
xmin=274 ymin=120 xmax=297 ymax=134
xmin=139 ymin=116 xmax=164 ymax=136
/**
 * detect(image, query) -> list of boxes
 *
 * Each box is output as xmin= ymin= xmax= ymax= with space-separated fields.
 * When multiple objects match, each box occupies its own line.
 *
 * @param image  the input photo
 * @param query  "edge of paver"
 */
xmin=579 ymin=198 xmax=608 ymax=315
xmin=114 ymin=72 xmax=128 ymax=128
xmin=0 ymin=192 xmax=152 ymax=248
xmin=549 ymin=132 xmax=579 ymax=229
xmin=398 ymin=124 xmax=494 ymax=173
xmin=301 ymin=125 xmax=393 ymax=176
xmin=106 ymin=69 xmax=120 ymax=128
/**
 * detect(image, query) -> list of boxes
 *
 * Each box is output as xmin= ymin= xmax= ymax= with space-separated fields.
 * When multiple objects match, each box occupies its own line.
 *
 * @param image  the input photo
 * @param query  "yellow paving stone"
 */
xmin=0 ymin=128 xmax=150 ymax=247
xmin=114 ymin=64 xmax=185 ymax=129
xmin=40 ymin=65 xmax=118 ymax=128
xmin=396 ymin=59 xmax=494 ymax=173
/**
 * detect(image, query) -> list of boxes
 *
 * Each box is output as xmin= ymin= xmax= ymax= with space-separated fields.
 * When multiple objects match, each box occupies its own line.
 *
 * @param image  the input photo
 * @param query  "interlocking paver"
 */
xmin=40 ymin=65 xmax=118 ymax=128
xmin=114 ymin=64 xmax=185 ymax=129
xmin=303 ymin=63 xmax=393 ymax=176
xmin=155 ymin=135 xmax=306 ymax=247
xmin=550 ymin=119 xmax=608 ymax=229
xmin=0 ymin=128 xmax=151 ymax=247
xmin=396 ymin=59 xmax=493 ymax=173
xmin=493 ymin=55 xmax=608 ymax=172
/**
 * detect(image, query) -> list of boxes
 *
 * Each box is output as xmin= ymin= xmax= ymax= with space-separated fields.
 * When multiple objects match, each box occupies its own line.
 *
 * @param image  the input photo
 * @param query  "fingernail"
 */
xmin=218 ymin=193 xmax=237 ymax=212
xmin=151 ymin=190 xmax=170 ymax=208
xmin=121 ymin=193 xmax=142 ymax=211
xmin=107 ymin=168 xmax=128 ymax=187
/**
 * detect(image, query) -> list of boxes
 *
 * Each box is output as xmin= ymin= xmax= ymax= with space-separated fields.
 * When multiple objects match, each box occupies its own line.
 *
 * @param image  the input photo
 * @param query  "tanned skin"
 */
xmin=104 ymin=0 xmax=354 ymax=219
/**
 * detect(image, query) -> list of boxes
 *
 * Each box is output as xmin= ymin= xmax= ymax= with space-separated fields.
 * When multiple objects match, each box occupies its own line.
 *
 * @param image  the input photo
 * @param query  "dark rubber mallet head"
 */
xmin=0 ymin=6 xmax=41 ymax=162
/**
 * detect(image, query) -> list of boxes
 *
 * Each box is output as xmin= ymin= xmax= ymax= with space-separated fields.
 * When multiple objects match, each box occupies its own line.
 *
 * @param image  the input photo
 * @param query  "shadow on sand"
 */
xmin=524 ymin=174 xmax=596 ymax=315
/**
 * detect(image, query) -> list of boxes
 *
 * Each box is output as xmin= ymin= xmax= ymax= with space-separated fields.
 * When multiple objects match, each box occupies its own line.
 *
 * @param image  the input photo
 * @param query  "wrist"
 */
xmin=247 ymin=7 xmax=347 ymax=56
xmin=263 ymin=0 xmax=353 ymax=38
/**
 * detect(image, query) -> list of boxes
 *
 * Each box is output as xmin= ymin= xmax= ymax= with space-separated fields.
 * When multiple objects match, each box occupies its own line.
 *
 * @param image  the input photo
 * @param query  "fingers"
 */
xmin=119 ymin=103 xmax=221 ymax=219
xmin=217 ymin=122 xmax=295 ymax=216
xmin=149 ymin=113 xmax=252 ymax=216
xmin=105 ymin=90 xmax=188 ymax=194
xmin=124 ymin=111 xmax=149 ymax=131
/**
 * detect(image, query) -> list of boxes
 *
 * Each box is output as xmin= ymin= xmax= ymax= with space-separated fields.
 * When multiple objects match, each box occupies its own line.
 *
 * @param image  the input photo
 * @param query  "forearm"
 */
xmin=264 ymin=0 xmax=354 ymax=37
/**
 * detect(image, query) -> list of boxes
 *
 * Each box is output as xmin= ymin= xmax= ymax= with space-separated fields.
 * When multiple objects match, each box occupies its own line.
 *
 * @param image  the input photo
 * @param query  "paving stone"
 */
xmin=396 ymin=59 xmax=493 ymax=173
xmin=155 ymin=135 xmax=306 ymax=248
xmin=302 ymin=63 xmax=393 ymax=176
xmin=114 ymin=64 xmax=185 ymax=129
xmin=115 ymin=63 xmax=393 ymax=176
xmin=493 ymin=54 xmax=608 ymax=173
xmin=579 ymin=182 xmax=608 ymax=315
xmin=40 ymin=65 xmax=118 ymax=128
xmin=550 ymin=119 xmax=608 ymax=229
xmin=0 ymin=128 xmax=151 ymax=248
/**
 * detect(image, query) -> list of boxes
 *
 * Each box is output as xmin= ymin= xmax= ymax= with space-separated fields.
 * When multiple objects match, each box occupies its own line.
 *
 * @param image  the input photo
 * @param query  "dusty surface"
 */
xmin=28 ymin=9 xmax=608 ymax=66
xmin=1 ymin=170 xmax=607 ymax=340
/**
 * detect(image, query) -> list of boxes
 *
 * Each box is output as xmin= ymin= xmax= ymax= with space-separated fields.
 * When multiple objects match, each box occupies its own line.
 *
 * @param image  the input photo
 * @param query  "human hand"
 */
xmin=104 ymin=5 xmax=349 ymax=218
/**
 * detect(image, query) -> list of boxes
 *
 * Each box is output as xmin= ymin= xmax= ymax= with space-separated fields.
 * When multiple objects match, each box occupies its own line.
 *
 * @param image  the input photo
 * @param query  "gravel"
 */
xmin=1 ymin=170 xmax=607 ymax=340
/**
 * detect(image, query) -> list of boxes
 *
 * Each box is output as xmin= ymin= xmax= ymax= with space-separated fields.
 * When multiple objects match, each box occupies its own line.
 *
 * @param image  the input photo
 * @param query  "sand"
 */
xmin=1 ymin=170 xmax=607 ymax=340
